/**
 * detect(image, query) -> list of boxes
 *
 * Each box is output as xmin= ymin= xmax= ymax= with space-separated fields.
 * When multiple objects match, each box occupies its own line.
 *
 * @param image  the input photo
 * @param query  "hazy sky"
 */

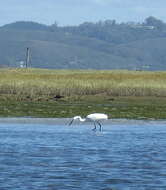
xmin=1 ymin=0 xmax=166 ymax=26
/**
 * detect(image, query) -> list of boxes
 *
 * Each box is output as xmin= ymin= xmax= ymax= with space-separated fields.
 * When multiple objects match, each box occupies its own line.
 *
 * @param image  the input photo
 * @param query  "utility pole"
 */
xmin=25 ymin=47 xmax=30 ymax=68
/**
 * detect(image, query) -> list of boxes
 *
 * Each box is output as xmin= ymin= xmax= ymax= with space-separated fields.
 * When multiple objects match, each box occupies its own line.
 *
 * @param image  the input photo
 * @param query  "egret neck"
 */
xmin=74 ymin=116 xmax=86 ymax=122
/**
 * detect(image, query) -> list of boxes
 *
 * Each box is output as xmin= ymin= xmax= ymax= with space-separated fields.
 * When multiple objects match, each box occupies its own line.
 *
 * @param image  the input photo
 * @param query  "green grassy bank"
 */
xmin=0 ymin=68 xmax=166 ymax=119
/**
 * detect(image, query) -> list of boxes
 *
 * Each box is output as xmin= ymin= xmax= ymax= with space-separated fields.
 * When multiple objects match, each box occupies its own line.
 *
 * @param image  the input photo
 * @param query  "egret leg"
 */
xmin=92 ymin=121 xmax=97 ymax=131
xmin=97 ymin=121 xmax=102 ymax=132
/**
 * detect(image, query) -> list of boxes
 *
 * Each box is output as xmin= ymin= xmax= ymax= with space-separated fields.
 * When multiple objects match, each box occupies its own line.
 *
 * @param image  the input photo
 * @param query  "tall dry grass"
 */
xmin=0 ymin=68 xmax=166 ymax=98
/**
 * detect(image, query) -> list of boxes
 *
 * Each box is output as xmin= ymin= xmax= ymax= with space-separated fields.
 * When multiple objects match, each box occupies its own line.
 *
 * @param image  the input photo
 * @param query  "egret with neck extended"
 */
xmin=68 ymin=113 xmax=108 ymax=131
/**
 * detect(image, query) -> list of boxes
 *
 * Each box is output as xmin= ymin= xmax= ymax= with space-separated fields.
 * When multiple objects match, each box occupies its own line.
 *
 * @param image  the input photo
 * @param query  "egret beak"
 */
xmin=68 ymin=119 xmax=74 ymax=126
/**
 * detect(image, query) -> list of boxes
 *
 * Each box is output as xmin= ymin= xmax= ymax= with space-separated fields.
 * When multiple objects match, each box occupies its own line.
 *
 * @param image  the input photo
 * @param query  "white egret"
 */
xmin=68 ymin=113 xmax=108 ymax=131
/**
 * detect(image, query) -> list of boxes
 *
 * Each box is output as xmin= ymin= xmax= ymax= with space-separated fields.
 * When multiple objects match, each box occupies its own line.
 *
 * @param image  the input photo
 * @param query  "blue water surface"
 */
xmin=0 ymin=121 xmax=166 ymax=190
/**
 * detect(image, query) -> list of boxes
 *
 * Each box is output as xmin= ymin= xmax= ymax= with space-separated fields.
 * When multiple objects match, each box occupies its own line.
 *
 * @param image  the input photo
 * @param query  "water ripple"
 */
xmin=0 ymin=123 xmax=166 ymax=189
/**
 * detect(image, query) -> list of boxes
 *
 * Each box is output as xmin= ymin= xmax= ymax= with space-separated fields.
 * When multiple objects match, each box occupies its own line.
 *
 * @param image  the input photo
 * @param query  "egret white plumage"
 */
xmin=68 ymin=113 xmax=108 ymax=131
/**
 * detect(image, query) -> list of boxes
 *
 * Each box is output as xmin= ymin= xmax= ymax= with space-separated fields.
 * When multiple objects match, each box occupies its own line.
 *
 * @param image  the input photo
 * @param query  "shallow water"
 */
xmin=0 ymin=121 xmax=166 ymax=190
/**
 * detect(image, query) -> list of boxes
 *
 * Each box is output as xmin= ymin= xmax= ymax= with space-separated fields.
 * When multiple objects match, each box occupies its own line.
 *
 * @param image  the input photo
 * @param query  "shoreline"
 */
xmin=0 ymin=96 xmax=165 ymax=119
xmin=0 ymin=117 xmax=166 ymax=125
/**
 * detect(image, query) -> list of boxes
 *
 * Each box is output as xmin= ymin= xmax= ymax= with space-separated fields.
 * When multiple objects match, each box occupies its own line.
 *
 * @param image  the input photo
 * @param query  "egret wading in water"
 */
xmin=69 ymin=113 xmax=108 ymax=131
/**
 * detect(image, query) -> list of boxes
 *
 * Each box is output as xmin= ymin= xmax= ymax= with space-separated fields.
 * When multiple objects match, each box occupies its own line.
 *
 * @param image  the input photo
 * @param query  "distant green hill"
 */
xmin=2 ymin=21 xmax=50 ymax=31
xmin=0 ymin=17 xmax=166 ymax=70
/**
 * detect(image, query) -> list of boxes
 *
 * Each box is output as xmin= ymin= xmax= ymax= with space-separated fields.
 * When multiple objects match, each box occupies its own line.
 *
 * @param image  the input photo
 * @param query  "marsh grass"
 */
xmin=0 ymin=68 xmax=166 ymax=118
xmin=0 ymin=68 xmax=166 ymax=99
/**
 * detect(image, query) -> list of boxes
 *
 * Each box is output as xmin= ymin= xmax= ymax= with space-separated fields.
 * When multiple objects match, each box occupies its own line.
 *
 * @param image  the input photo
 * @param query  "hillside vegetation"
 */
xmin=1 ymin=17 xmax=166 ymax=70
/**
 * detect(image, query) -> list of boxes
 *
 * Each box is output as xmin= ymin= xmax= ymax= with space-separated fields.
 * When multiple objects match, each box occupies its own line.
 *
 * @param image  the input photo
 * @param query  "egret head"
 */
xmin=68 ymin=116 xmax=81 ymax=126
xmin=73 ymin=116 xmax=81 ymax=120
xmin=68 ymin=116 xmax=85 ymax=126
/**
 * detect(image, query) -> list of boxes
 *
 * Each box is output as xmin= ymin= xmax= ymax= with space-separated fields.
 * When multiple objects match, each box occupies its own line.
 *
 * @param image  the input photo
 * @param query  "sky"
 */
xmin=1 ymin=0 xmax=166 ymax=26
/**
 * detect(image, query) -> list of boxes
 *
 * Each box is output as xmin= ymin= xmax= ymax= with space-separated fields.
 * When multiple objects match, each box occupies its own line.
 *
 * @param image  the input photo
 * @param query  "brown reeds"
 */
xmin=0 ymin=68 xmax=166 ymax=98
